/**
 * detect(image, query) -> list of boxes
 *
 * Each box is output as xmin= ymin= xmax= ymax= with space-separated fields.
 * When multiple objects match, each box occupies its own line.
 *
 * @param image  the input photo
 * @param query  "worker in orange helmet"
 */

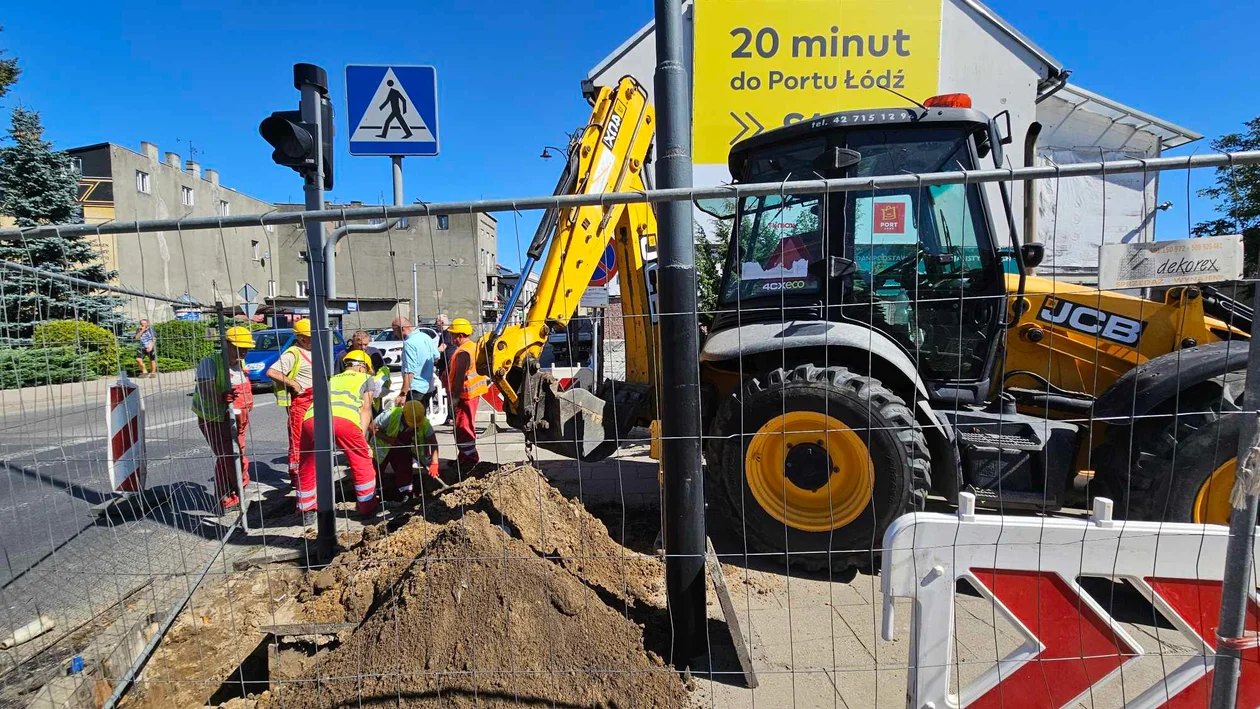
xmin=192 ymin=326 xmax=256 ymax=511
xmin=447 ymin=318 xmax=489 ymax=473
xmin=295 ymin=349 xmax=379 ymax=524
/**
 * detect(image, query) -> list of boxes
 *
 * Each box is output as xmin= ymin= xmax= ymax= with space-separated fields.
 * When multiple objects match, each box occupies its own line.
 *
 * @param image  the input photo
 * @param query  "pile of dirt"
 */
xmin=300 ymin=515 xmax=444 ymax=624
xmin=435 ymin=463 xmax=664 ymax=606
xmin=275 ymin=511 xmax=687 ymax=707
xmin=299 ymin=464 xmax=664 ymax=625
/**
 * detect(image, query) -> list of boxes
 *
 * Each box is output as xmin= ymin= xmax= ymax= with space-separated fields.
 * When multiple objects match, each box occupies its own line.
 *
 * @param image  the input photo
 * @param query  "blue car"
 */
xmin=244 ymin=328 xmax=346 ymax=390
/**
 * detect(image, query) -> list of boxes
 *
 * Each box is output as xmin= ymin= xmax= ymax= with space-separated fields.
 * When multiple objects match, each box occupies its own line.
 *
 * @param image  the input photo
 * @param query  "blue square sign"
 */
xmin=345 ymin=65 xmax=439 ymax=157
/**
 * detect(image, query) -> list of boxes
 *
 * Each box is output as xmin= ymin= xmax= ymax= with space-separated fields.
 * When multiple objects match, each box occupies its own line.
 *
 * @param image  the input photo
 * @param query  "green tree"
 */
xmin=1192 ymin=116 xmax=1260 ymax=275
xmin=0 ymin=26 xmax=19 ymax=99
xmin=695 ymin=214 xmax=731 ymax=318
xmin=0 ymin=108 xmax=121 ymax=338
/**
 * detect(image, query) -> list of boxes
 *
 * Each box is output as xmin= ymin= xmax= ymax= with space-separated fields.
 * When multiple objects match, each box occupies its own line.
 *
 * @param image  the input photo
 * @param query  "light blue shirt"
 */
xmin=401 ymin=329 xmax=437 ymax=396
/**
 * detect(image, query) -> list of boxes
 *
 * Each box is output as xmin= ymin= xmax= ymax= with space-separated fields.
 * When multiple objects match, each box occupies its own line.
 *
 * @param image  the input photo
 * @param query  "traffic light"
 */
xmin=259 ymin=65 xmax=335 ymax=190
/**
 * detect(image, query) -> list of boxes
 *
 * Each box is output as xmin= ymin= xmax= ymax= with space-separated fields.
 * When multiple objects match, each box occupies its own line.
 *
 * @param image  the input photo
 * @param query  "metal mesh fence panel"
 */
xmin=0 ymin=151 xmax=1257 ymax=708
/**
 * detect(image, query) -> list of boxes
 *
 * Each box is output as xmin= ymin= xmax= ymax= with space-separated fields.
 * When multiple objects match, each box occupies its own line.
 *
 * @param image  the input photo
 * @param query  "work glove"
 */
xmin=427 ymin=461 xmax=441 ymax=480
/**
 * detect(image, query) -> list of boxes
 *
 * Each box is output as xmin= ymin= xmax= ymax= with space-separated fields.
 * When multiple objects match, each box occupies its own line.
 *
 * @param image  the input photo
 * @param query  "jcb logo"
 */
xmin=602 ymin=109 xmax=624 ymax=151
xmin=1036 ymin=298 xmax=1145 ymax=346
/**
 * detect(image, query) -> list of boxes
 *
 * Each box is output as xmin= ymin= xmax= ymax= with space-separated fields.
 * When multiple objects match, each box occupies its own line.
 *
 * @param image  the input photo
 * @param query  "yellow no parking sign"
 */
xmin=693 ymin=0 xmax=942 ymax=165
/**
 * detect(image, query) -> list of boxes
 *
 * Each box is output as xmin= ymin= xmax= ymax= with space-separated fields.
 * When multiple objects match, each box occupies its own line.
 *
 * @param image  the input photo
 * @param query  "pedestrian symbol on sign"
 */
xmin=377 ymin=80 xmax=412 ymax=139
xmin=347 ymin=65 xmax=441 ymax=151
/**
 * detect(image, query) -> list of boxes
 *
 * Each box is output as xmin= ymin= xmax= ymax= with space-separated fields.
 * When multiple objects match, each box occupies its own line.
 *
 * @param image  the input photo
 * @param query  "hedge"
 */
xmin=153 ymin=320 xmax=215 ymax=367
xmin=0 ymin=346 xmax=94 ymax=389
xmin=32 ymin=320 xmax=120 ymax=376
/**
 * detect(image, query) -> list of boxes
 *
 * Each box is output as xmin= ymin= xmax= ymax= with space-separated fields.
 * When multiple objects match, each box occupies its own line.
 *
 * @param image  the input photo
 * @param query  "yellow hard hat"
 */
xmin=449 ymin=318 xmax=473 ymax=336
xmin=292 ymin=318 xmax=311 ymax=337
xmin=401 ymin=399 xmax=427 ymax=428
xmin=342 ymin=349 xmax=372 ymax=368
xmin=225 ymin=326 xmax=255 ymax=349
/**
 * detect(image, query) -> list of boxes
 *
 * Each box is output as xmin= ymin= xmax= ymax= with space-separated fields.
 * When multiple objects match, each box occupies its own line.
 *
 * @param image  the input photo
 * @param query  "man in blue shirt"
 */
xmin=392 ymin=316 xmax=438 ymax=405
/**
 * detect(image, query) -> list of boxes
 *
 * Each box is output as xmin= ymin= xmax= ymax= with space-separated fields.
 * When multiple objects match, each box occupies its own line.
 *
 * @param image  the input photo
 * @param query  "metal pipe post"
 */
xmin=1210 ymin=283 xmax=1260 ymax=708
xmin=295 ymin=64 xmax=337 ymax=562
xmin=653 ymin=0 xmax=706 ymax=668
xmin=412 ymin=264 xmax=419 ymax=321
xmin=392 ymin=156 xmax=404 ymax=206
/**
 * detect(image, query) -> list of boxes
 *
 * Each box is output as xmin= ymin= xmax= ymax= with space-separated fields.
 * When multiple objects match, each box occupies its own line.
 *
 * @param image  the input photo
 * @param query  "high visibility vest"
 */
xmin=303 ymin=370 xmax=371 ymax=426
xmin=373 ymin=406 xmax=434 ymax=463
xmin=454 ymin=340 xmax=490 ymax=401
xmin=191 ymin=354 xmax=230 ymax=422
xmin=272 ymin=346 xmax=311 ymax=407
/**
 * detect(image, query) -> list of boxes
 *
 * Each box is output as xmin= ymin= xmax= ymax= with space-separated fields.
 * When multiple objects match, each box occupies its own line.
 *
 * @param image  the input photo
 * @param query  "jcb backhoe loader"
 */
xmin=481 ymin=77 xmax=1252 ymax=570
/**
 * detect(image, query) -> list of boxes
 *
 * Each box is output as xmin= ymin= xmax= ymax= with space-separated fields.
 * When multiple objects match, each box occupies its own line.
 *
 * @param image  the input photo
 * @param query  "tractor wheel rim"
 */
xmin=1194 ymin=458 xmax=1236 ymax=525
xmin=745 ymin=411 xmax=873 ymax=532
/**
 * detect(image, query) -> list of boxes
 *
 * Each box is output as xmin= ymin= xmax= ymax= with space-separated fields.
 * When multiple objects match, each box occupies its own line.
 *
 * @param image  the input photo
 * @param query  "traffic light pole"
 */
xmin=293 ymin=64 xmax=337 ymax=562
xmin=654 ymin=0 xmax=707 ymax=669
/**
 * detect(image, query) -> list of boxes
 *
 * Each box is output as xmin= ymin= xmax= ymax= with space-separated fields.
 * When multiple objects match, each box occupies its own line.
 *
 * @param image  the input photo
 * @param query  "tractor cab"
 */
xmin=701 ymin=97 xmax=1028 ymax=405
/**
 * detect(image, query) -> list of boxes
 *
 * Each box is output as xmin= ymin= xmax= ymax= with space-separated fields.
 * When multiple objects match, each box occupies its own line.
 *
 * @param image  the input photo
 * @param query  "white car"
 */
xmin=369 ymin=327 xmax=437 ymax=366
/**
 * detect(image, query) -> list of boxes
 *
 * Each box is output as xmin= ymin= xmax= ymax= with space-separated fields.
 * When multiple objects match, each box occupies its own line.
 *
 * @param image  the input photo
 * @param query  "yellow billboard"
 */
xmin=693 ymin=0 xmax=942 ymax=164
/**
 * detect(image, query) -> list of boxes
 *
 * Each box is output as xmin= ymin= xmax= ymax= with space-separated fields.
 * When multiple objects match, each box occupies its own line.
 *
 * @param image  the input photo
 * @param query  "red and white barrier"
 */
xmin=106 ymin=373 xmax=147 ymax=493
xmin=882 ymin=494 xmax=1260 ymax=709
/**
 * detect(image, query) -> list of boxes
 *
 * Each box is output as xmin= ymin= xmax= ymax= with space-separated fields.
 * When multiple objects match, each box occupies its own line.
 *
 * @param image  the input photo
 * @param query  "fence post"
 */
xmin=1210 ymin=281 xmax=1260 ymax=707
xmin=653 ymin=0 xmax=706 ymax=668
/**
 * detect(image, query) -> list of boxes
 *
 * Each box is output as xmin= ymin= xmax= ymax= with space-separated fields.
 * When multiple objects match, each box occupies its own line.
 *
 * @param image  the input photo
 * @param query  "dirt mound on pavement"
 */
xmin=436 ymin=463 xmax=664 ymax=606
xmin=277 ymin=511 xmax=686 ymax=708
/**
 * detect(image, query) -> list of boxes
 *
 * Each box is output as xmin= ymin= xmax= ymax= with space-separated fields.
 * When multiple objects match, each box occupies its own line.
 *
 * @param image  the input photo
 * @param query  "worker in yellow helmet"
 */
xmin=266 ymin=318 xmax=313 ymax=490
xmin=448 ymin=318 xmax=490 ymax=472
xmin=192 ymin=325 xmax=256 ymax=511
xmin=371 ymin=399 xmax=440 ymax=500
xmin=295 ymin=349 xmax=380 ymax=524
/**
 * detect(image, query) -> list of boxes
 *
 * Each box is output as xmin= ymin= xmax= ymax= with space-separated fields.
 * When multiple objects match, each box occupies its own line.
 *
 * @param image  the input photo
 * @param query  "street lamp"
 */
xmin=539 ymin=146 xmax=568 ymax=159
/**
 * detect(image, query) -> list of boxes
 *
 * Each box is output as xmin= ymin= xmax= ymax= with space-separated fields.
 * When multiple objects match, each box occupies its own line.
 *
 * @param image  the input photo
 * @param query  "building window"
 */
xmin=69 ymin=157 xmax=83 ymax=175
xmin=267 ymin=280 xmax=277 ymax=299
xmin=181 ymin=186 xmax=194 ymax=206
xmin=436 ymin=215 xmax=449 ymax=230
xmin=398 ymin=217 xmax=410 ymax=229
xmin=368 ymin=217 xmax=383 ymax=225
xmin=295 ymin=280 xmax=309 ymax=298
xmin=218 ymin=200 xmax=230 ymax=216
xmin=251 ymin=240 xmax=260 ymax=261
xmin=135 ymin=170 xmax=150 ymax=194
xmin=299 ymin=250 xmax=308 ymax=262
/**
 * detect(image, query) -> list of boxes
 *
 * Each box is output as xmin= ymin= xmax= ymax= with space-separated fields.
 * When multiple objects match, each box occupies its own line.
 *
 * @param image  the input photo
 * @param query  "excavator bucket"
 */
xmin=533 ymin=376 xmax=652 ymax=463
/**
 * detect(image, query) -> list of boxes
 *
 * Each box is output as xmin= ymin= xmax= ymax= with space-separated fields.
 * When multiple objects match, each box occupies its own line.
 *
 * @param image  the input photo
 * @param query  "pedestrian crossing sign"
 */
xmin=345 ymin=65 xmax=439 ymax=156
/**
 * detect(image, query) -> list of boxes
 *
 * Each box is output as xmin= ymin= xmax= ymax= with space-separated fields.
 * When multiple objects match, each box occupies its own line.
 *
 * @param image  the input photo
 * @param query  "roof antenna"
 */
xmin=877 ymin=85 xmax=928 ymax=114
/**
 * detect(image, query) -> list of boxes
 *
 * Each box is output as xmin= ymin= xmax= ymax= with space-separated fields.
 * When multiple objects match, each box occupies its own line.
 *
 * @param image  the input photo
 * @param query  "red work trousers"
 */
xmin=198 ymin=410 xmax=251 ymax=502
xmin=454 ymin=397 xmax=480 ymax=468
xmin=379 ymin=447 xmax=416 ymax=495
xmin=285 ymin=390 xmax=313 ymax=484
xmin=297 ymin=416 xmax=378 ymax=515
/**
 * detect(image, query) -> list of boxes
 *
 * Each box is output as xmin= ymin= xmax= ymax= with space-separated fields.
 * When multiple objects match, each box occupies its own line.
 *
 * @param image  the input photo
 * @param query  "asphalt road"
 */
xmin=0 ymin=378 xmax=293 ymax=681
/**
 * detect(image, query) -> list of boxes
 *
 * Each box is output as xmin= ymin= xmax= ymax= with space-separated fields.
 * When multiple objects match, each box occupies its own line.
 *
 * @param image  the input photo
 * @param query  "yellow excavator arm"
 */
xmin=477 ymin=76 xmax=659 ymax=460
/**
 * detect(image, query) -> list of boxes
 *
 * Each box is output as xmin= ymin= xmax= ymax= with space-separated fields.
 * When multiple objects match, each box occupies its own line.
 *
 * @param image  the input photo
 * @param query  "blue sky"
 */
xmin=1 ymin=0 xmax=1256 ymax=270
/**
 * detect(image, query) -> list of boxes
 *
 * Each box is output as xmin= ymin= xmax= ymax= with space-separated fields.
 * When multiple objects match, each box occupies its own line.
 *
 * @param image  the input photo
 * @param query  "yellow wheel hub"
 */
xmin=1194 ymin=458 xmax=1236 ymax=525
xmin=744 ymin=411 xmax=874 ymax=532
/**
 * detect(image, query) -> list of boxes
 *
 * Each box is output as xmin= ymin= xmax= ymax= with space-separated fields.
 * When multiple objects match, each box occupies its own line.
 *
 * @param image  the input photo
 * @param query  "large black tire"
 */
xmin=1098 ymin=378 xmax=1242 ymax=521
xmin=704 ymin=364 xmax=930 ymax=571
xmin=1119 ymin=412 xmax=1242 ymax=523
